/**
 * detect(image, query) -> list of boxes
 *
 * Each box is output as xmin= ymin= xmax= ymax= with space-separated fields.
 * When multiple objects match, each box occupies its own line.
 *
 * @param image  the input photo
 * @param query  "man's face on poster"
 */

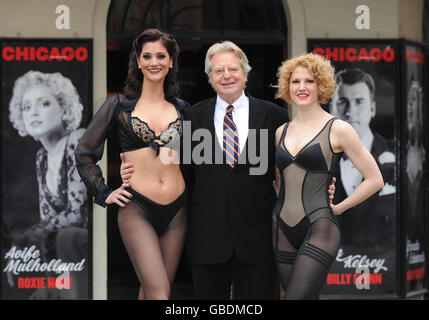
xmin=330 ymin=82 xmax=375 ymax=138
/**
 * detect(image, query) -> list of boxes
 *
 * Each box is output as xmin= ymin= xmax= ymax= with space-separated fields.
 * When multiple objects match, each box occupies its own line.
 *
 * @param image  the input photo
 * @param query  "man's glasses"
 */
xmin=211 ymin=66 xmax=241 ymax=77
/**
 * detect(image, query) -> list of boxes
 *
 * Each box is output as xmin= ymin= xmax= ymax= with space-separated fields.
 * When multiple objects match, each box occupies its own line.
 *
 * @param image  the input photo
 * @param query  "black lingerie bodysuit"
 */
xmin=75 ymin=94 xmax=187 ymax=207
xmin=273 ymin=117 xmax=343 ymax=299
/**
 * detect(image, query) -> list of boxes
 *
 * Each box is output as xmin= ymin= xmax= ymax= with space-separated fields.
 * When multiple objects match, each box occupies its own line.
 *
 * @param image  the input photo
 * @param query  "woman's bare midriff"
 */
xmin=124 ymin=147 xmax=185 ymax=205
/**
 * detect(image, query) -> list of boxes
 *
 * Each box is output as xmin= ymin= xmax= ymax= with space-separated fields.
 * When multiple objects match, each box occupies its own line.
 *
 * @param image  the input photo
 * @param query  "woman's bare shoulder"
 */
xmin=331 ymin=118 xmax=354 ymax=135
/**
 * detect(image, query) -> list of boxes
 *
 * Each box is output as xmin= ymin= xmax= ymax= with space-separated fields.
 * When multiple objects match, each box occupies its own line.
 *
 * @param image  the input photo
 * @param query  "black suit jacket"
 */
xmin=182 ymin=94 xmax=288 ymax=265
xmin=334 ymin=133 xmax=396 ymax=250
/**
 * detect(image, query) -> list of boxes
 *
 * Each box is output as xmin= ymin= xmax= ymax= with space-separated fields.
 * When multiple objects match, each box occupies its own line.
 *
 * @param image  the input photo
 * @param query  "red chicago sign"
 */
xmin=2 ymin=46 xmax=88 ymax=62
xmin=313 ymin=47 xmax=395 ymax=62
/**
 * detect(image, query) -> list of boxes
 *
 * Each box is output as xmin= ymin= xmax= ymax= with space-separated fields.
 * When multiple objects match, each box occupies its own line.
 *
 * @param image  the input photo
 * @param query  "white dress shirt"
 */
xmin=214 ymin=92 xmax=249 ymax=153
xmin=340 ymin=129 xmax=374 ymax=196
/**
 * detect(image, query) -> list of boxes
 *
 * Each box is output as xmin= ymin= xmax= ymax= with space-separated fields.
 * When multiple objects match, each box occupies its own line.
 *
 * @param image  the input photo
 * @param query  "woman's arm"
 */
xmin=65 ymin=128 xmax=89 ymax=226
xmin=273 ymin=124 xmax=284 ymax=196
xmin=75 ymin=94 xmax=131 ymax=207
xmin=330 ymin=120 xmax=384 ymax=215
xmin=120 ymin=152 xmax=134 ymax=186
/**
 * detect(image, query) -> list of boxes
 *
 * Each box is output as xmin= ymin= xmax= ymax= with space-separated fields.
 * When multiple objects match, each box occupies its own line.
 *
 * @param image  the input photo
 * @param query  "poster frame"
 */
xmin=308 ymin=38 xmax=402 ymax=299
xmin=399 ymin=38 xmax=428 ymax=299
xmin=0 ymin=37 xmax=93 ymax=300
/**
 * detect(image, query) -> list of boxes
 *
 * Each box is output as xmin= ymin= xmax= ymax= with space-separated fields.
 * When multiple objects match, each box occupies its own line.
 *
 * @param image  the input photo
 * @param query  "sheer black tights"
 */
xmin=118 ymin=201 xmax=187 ymax=300
xmin=274 ymin=218 xmax=341 ymax=300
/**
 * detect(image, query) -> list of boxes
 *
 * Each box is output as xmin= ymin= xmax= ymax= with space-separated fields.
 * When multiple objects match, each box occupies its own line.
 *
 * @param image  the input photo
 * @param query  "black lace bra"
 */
xmin=75 ymin=94 xmax=190 ymax=207
xmin=130 ymin=116 xmax=182 ymax=156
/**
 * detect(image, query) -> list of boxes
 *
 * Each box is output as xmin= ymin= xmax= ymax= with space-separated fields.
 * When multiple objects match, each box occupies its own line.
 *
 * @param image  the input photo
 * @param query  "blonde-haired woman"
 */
xmin=9 ymin=70 xmax=88 ymax=299
xmin=272 ymin=53 xmax=384 ymax=299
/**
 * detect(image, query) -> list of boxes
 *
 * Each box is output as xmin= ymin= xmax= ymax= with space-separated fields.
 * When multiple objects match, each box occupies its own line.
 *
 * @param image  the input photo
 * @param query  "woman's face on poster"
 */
xmin=21 ymin=85 xmax=64 ymax=139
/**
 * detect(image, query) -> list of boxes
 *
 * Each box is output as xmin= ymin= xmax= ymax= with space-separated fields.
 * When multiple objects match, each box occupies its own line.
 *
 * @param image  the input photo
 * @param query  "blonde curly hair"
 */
xmin=9 ymin=71 xmax=83 ymax=137
xmin=274 ymin=53 xmax=336 ymax=105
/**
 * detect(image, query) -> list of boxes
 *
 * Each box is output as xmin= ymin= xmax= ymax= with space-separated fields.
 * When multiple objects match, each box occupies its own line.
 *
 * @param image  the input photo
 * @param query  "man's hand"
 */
xmin=120 ymin=153 xmax=134 ymax=187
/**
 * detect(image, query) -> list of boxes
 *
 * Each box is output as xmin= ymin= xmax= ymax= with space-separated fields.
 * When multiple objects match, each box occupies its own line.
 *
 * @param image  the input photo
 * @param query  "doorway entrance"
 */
xmin=105 ymin=0 xmax=288 ymax=299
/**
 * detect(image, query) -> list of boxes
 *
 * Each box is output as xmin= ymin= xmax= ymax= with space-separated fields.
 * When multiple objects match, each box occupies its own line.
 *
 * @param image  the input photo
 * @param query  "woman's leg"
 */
xmin=272 ymin=220 xmax=298 ymax=297
xmin=284 ymin=218 xmax=341 ymax=300
xmin=159 ymin=206 xmax=187 ymax=284
xmin=118 ymin=202 xmax=169 ymax=300
xmin=118 ymin=201 xmax=187 ymax=300
xmin=146 ymin=206 xmax=187 ymax=300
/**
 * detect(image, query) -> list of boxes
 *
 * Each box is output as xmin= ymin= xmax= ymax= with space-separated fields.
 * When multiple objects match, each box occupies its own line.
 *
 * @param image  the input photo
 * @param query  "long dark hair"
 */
xmin=124 ymin=28 xmax=179 ymax=101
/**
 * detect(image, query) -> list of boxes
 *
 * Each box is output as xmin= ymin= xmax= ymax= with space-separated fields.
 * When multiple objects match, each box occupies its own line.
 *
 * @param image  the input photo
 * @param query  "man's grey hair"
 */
xmin=204 ymin=41 xmax=252 ymax=82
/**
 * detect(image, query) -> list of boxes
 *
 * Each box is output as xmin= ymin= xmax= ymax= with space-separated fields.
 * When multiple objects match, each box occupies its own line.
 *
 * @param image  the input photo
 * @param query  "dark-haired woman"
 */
xmin=75 ymin=29 xmax=189 ymax=300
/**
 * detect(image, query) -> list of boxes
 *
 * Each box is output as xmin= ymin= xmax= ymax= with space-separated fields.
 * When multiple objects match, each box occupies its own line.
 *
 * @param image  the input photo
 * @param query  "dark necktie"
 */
xmin=223 ymin=105 xmax=239 ymax=168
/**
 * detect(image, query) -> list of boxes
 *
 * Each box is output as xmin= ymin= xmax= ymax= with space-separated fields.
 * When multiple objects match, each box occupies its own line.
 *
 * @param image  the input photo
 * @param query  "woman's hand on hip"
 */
xmin=120 ymin=153 xmax=135 ymax=186
xmin=105 ymin=184 xmax=133 ymax=208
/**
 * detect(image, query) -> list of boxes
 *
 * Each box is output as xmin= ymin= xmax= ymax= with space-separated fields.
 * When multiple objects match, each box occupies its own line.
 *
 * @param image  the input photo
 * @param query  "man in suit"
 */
xmin=329 ymin=68 xmax=396 ymax=252
xmin=120 ymin=42 xmax=336 ymax=299
xmin=182 ymin=41 xmax=288 ymax=299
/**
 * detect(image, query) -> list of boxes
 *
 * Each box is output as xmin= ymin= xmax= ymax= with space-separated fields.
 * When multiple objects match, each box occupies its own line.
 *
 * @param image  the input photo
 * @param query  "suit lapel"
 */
xmin=248 ymin=95 xmax=267 ymax=131
xmin=197 ymin=98 xmax=226 ymax=166
xmin=198 ymin=97 xmax=216 ymax=134
xmin=238 ymin=95 xmax=267 ymax=165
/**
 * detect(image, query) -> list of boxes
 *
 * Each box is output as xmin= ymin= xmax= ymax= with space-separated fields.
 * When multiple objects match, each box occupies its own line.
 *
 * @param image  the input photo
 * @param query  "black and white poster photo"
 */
xmin=4 ymin=70 xmax=89 ymax=299
xmin=402 ymin=42 xmax=426 ymax=293
xmin=405 ymin=80 xmax=425 ymax=211
xmin=329 ymin=68 xmax=396 ymax=251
